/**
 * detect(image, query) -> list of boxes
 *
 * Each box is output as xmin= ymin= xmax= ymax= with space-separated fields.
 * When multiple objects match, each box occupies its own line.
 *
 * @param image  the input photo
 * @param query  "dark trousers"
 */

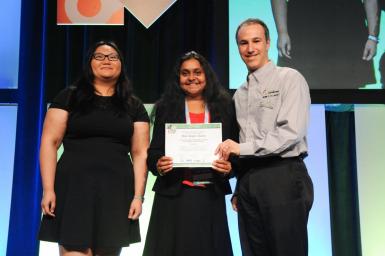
xmin=237 ymin=157 xmax=314 ymax=256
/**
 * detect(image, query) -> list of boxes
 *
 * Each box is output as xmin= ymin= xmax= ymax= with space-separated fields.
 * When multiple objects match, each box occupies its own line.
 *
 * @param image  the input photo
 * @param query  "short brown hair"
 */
xmin=235 ymin=18 xmax=270 ymax=44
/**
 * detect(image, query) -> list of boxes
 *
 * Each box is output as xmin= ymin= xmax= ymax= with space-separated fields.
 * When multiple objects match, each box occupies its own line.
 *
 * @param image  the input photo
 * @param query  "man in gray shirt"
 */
xmin=217 ymin=18 xmax=313 ymax=256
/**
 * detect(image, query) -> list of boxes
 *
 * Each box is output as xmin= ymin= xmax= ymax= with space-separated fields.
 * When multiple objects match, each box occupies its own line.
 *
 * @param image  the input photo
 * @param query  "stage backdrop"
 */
xmin=355 ymin=105 xmax=385 ymax=256
xmin=1 ymin=0 xmax=384 ymax=255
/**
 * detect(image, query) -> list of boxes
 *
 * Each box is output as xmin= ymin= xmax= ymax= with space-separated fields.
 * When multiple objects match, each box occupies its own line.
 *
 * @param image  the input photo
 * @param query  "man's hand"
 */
xmin=362 ymin=39 xmax=377 ymax=61
xmin=215 ymin=139 xmax=240 ymax=160
xmin=277 ymin=32 xmax=291 ymax=59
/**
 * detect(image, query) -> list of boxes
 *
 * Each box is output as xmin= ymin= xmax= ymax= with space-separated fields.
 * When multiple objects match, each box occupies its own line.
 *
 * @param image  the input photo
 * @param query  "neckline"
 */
xmin=189 ymin=112 xmax=205 ymax=115
xmin=95 ymin=94 xmax=114 ymax=98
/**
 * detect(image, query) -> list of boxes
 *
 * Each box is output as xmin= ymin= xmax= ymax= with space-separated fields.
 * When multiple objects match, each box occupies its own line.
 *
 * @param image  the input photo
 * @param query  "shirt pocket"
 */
xmin=259 ymin=92 xmax=280 ymax=110
xmin=258 ymin=98 xmax=275 ymax=110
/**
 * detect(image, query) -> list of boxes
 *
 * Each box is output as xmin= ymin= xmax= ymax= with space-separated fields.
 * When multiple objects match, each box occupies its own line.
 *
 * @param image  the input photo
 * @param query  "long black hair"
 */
xmin=153 ymin=51 xmax=232 ymax=122
xmin=70 ymin=40 xmax=134 ymax=114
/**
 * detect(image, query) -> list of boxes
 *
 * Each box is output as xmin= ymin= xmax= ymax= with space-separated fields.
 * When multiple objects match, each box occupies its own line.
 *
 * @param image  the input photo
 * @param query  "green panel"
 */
xmin=355 ymin=105 xmax=385 ymax=256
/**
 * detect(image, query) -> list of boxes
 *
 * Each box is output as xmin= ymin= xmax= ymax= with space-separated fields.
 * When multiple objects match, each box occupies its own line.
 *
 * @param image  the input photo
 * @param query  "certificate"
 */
xmin=165 ymin=123 xmax=222 ymax=167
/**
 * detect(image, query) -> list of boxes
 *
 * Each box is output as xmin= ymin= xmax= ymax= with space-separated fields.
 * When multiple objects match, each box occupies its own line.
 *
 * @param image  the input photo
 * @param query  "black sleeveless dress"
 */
xmin=38 ymin=88 xmax=149 ymax=249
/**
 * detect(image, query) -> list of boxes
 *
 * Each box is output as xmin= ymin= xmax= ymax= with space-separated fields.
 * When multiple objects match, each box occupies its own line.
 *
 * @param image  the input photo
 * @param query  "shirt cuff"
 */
xmin=239 ymin=142 xmax=256 ymax=156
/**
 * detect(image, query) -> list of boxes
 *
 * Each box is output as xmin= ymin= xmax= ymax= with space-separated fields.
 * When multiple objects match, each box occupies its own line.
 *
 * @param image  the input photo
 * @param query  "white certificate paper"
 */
xmin=165 ymin=123 xmax=222 ymax=167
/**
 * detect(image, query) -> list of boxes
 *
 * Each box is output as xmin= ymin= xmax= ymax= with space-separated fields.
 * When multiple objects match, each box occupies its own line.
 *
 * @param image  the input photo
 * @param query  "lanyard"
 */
xmin=184 ymin=99 xmax=209 ymax=124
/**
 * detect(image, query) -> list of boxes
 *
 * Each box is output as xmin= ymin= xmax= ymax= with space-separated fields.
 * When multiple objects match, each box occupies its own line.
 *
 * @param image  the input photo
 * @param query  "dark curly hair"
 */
xmin=153 ymin=51 xmax=232 ymax=123
xmin=70 ymin=40 xmax=134 ymax=115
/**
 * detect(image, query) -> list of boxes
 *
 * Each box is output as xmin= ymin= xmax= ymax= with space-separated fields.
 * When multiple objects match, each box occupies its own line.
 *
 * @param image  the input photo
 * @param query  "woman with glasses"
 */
xmin=38 ymin=40 xmax=150 ymax=256
xmin=142 ymin=51 xmax=237 ymax=256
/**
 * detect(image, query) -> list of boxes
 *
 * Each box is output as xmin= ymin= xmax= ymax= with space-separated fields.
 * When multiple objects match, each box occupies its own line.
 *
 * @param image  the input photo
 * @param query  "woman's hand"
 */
xmin=212 ymin=159 xmax=232 ymax=175
xmin=128 ymin=198 xmax=143 ymax=220
xmin=41 ymin=190 xmax=56 ymax=217
xmin=231 ymin=196 xmax=238 ymax=212
xmin=156 ymin=156 xmax=173 ymax=176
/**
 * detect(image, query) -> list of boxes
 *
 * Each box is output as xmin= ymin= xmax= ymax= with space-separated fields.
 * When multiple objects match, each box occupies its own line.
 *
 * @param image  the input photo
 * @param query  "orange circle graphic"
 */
xmin=57 ymin=0 xmax=71 ymax=23
xmin=107 ymin=9 xmax=124 ymax=24
xmin=77 ymin=0 xmax=101 ymax=17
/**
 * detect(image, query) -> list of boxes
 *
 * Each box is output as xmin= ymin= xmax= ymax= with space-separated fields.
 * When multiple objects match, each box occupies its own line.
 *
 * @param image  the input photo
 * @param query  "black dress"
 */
xmin=38 ymin=88 xmax=149 ymax=249
xmin=278 ymin=0 xmax=376 ymax=89
xmin=142 ymin=102 xmax=238 ymax=256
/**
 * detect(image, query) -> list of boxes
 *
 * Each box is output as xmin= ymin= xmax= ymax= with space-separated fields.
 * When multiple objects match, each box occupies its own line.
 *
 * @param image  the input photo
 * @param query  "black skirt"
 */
xmin=143 ymin=185 xmax=233 ymax=256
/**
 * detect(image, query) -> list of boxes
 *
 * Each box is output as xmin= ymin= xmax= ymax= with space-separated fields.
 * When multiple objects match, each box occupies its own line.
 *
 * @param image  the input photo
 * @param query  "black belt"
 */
xmin=239 ymin=153 xmax=307 ymax=170
xmin=183 ymin=168 xmax=213 ymax=182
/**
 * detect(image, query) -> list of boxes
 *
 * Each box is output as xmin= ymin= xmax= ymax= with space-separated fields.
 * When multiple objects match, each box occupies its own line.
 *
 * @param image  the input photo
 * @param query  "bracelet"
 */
xmin=368 ymin=35 xmax=379 ymax=43
xmin=133 ymin=195 xmax=144 ymax=202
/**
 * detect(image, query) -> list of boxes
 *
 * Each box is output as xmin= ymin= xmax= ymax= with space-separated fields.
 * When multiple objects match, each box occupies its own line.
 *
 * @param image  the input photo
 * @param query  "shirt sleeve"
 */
xmin=49 ymin=87 xmax=75 ymax=111
xmin=132 ymin=97 xmax=150 ymax=123
xmin=239 ymin=71 xmax=310 ymax=156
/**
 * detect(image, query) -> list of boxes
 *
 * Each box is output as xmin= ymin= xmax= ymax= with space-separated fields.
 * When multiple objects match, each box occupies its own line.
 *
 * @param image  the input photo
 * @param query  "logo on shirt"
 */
xmin=262 ymin=90 xmax=280 ymax=99
xmin=260 ymin=90 xmax=280 ymax=109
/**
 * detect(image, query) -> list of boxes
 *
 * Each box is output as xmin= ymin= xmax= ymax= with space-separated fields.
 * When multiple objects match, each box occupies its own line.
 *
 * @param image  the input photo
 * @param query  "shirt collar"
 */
xmin=247 ymin=61 xmax=275 ymax=85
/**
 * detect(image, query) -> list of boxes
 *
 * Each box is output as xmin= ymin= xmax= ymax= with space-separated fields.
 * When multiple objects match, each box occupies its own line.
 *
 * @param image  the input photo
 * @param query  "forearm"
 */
xmin=132 ymin=151 xmax=148 ymax=197
xmin=39 ymin=108 xmax=68 ymax=194
xmin=239 ymin=130 xmax=303 ymax=156
xmin=39 ymin=142 xmax=58 ymax=192
xmin=242 ymin=130 xmax=304 ymax=156
xmin=364 ymin=0 xmax=380 ymax=36
xmin=271 ymin=0 xmax=288 ymax=33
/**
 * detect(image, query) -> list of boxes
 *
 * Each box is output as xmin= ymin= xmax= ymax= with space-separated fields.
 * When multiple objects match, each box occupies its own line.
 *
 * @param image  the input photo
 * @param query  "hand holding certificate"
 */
xmin=165 ymin=123 xmax=222 ymax=167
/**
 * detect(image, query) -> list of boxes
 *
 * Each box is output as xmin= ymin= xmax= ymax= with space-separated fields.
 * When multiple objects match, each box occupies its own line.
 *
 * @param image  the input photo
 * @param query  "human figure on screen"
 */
xmin=216 ymin=19 xmax=313 ymax=256
xmin=38 ymin=40 xmax=150 ymax=256
xmin=271 ymin=0 xmax=380 ymax=89
xmin=143 ymin=51 xmax=238 ymax=256
xmin=380 ymin=0 xmax=385 ymax=11
xmin=380 ymin=52 xmax=385 ymax=88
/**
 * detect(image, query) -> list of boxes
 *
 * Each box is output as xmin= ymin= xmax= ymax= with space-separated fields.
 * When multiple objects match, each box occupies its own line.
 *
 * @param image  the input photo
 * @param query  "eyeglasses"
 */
xmin=93 ymin=53 xmax=120 ymax=61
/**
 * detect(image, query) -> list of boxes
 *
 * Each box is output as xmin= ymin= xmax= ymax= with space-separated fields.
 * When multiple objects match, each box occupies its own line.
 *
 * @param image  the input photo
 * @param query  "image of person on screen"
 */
xmin=38 ymin=40 xmax=150 ymax=256
xmin=271 ymin=0 xmax=380 ymax=89
xmin=216 ymin=19 xmax=313 ymax=256
xmin=143 ymin=51 xmax=238 ymax=256
xmin=380 ymin=52 xmax=385 ymax=88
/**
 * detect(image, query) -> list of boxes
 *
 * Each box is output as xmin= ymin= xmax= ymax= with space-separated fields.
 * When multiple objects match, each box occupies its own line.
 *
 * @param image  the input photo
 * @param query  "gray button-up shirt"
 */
xmin=234 ymin=61 xmax=310 ymax=158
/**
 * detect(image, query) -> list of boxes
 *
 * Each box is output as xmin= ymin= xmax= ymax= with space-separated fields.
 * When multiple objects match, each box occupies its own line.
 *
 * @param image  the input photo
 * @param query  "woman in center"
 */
xmin=143 ymin=51 xmax=237 ymax=256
